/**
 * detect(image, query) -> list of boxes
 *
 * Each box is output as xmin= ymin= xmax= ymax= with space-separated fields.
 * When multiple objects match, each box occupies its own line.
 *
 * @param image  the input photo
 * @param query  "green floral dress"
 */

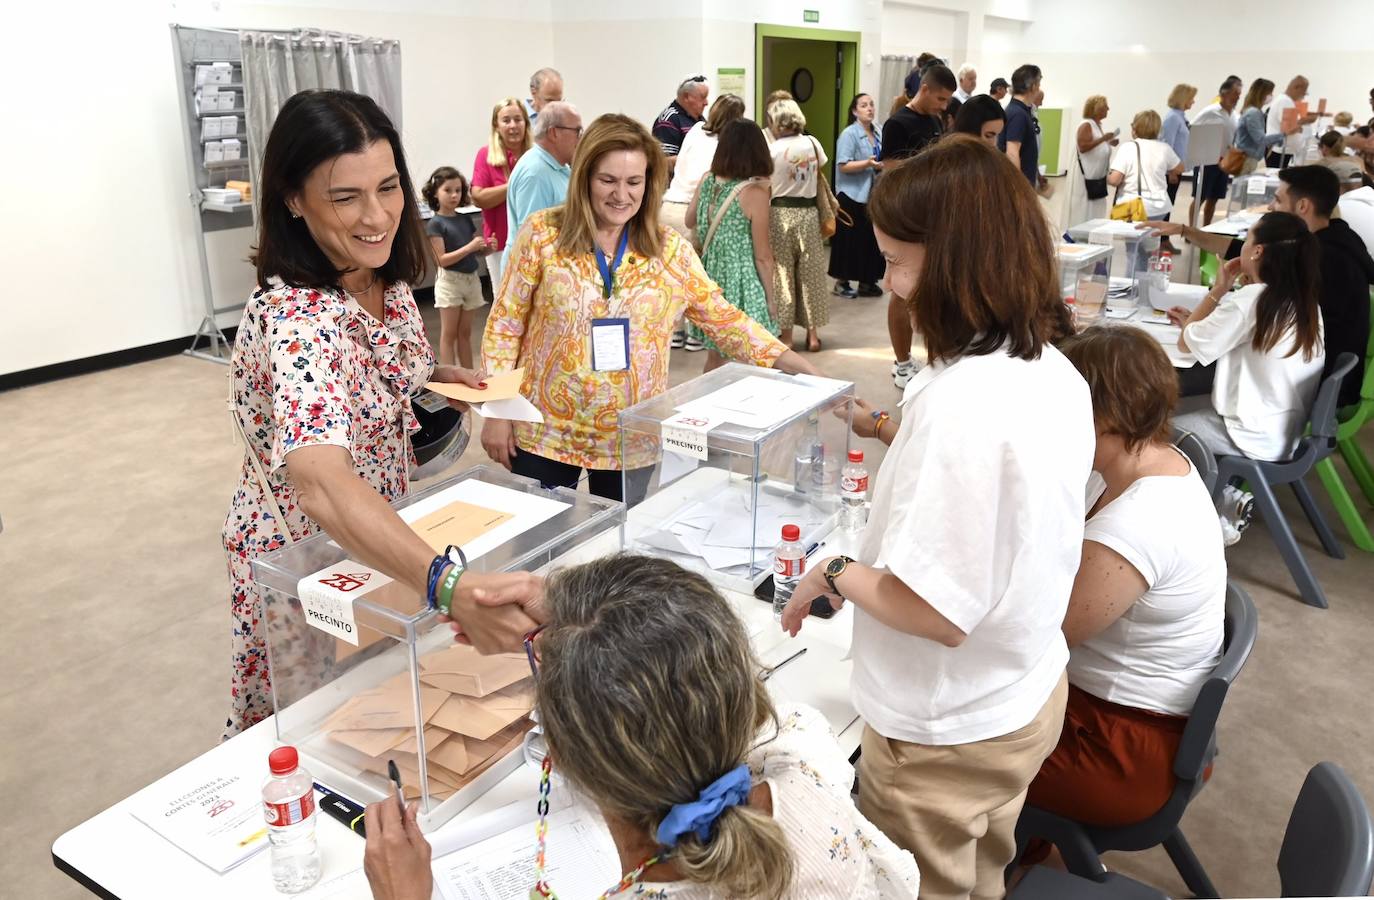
xmin=688 ymin=175 xmax=776 ymax=352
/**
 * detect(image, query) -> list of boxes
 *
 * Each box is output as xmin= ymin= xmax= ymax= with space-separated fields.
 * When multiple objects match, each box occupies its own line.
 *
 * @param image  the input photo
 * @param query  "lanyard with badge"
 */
xmin=590 ymin=228 xmax=631 ymax=373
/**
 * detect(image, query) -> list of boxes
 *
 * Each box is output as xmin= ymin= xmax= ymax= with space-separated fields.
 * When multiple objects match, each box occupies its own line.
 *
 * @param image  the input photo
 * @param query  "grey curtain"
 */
xmin=880 ymin=55 xmax=916 ymax=118
xmin=240 ymin=29 xmax=403 ymax=213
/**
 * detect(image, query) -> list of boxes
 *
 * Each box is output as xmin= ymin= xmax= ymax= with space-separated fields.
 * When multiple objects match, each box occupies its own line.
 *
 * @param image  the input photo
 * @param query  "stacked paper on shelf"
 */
xmin=194 ymin=61 xmax=234 ymax=86
xmin=221 ymin=138 xmax=242 ymax=160
xmin=319 ymin=644 xmax=533 ymax=802
xmin=205 ymin=141 xmax=224 ymax=162
xmin=202 ymin=188 xmax=242 ymax=204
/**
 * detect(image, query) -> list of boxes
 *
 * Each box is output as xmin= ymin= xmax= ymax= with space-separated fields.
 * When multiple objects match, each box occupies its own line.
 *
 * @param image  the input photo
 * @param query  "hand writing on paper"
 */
xmin=1166 ymin=306 xmax=1193 ymax=327
xmin=780 ymin=561 xmax=845 ymax=638
xmin=440 ymin=572 xmax=544 ymax=652
xmin=431 ymin=366 xmax=488 ymax=412
xmin=480 ymin=418 xmax=519 ymax=470
xmin=363 ymin=799 xmax=433 ymax=900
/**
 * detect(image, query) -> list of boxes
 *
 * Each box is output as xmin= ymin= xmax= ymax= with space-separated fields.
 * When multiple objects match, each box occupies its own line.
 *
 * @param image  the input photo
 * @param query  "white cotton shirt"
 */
xmin=1183 ymin=283 xmax=1325 ymax=462
xmin=647 ymin=703 xmax=921 ymax=899
xmin=662 ymin=122 xmax=719 ymax=204
xmin=1110 ymin=139 xmax=1181 ymax=219
xmin=770 ymin=134 xmax=829 ymax=199
xmin=1338 ymin=186 xmax=1374 ymax=258
xmin=852 ymin=345 xmax=1095 ymax=746
xmin=1192 ymin=102 xmax=1239 ymax=151
xmin=1069 ymin=459 xmax=1227 ymax=717
xmin=1266 ymin=93 xmax=1308 ymax=157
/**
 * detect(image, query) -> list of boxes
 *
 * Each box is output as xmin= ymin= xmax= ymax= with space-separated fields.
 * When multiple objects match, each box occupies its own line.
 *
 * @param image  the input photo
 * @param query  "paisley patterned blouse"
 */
xmin=482 ymin=210 xmax=785 ymax=471
xmin=624 ymin=704 xmax=921 ymax=899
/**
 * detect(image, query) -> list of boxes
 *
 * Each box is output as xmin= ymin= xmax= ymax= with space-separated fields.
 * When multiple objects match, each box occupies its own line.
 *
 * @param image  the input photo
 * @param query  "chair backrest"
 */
xmin=1362 ymin=292 xmax=1374 ymax=402
xmin=1173 ymin=428 xmax=1219 ymax=493
xmin=1305 ymin=353 xmax=1359 ymax=444
xmin=1173 ymin=581 xmax=1258 ymax=782
xmin=1278 ymin=761 xmax=1374 ymax=897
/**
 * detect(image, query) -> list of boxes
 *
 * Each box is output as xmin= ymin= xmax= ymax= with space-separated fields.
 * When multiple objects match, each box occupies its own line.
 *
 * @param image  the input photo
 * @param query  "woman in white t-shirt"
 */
xmin=1170 ymin=211 xmax=1325 ymax=463
xmin=767 ymin=98 xmax=829 ymax=352
xmin=781 ymin=135 xmax=1092 ymax=899
xmin=1108 ymin=110 xmax=1185 ymax=220
xmin=1022 ymin=325 xmax=1226 ymax=845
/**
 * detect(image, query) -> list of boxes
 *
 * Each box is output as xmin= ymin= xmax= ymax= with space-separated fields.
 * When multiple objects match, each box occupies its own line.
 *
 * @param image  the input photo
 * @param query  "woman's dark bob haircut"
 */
xmin=252 ymin=90 xmax=428 ymax=290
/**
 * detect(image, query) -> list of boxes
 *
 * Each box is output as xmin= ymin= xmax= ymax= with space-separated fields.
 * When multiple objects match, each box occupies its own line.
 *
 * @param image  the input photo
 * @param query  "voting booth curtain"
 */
xmin=239 ymin=29 xmax=403 ymax=212
xmin=880 ymin=55 xmax=916 ymax=111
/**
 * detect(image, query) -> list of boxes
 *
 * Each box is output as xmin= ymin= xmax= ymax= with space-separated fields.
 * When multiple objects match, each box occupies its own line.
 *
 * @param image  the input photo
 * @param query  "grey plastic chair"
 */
xmin=1012 ymin=761 xmax=1374 ymax=900
xmin=1174 ymin=427 xmax=1219 ymax=494
xmin=1211 ymin=353 xmax=1358 ymax=609
xmin=1278 ymin=761 xmax=1374 ymax=897
xmin=1011 ymin=582 xmax=1258 ymax=899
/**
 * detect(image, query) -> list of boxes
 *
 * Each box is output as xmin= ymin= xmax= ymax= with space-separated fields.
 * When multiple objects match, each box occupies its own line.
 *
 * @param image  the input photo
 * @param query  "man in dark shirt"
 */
xmin=652 ymin=76 xmax=709 ymax=174
xmin=998 ymin=64 xmax=1042 ymax=186
xmin=881 ymin=64 xmax=955 ymax=164
xmin=1273 ymin=166 xmax=1374 ymax=407
xmin=989 ymin=77 xmax=1009 ymax=103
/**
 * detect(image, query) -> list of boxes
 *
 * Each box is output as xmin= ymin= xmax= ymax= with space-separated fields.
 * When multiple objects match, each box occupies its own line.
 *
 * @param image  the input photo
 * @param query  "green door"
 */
xmin=757 ymin=26 xmax=860 ymax=178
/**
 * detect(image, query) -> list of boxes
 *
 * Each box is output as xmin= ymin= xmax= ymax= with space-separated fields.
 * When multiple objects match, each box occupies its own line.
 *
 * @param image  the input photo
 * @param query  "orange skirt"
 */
xmin=1026 ymin=683 xmax=1191 ymax=827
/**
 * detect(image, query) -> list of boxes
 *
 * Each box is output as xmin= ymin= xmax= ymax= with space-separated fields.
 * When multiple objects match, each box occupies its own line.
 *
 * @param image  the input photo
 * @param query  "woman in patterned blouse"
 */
xmin=480 ymin=114 xmax=821 ymax=502
xmin=222 ymin=91 xmax=543 ymax=736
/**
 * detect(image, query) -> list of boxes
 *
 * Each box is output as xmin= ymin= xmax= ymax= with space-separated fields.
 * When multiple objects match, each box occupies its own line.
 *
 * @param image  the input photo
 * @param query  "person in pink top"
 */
xmin=471 ymin=97 xmax=533 ymax=289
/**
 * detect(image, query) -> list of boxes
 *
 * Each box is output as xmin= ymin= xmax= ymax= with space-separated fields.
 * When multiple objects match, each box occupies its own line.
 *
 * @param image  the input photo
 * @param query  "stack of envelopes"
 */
xmin=322 ymin=644 xmax=534 ymax=800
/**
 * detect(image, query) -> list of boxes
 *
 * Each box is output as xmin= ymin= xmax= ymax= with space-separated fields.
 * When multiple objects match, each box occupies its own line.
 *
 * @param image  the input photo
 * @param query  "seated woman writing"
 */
xmin=1024 ymin=325 xmax=1227 ymax=836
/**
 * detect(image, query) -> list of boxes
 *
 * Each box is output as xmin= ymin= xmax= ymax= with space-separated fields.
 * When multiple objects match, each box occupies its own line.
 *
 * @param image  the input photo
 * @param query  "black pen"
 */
xmin=314 ymin=783 xmax=367 ymax=838
xmin=387 ymin=759 xmax=406 ymax=814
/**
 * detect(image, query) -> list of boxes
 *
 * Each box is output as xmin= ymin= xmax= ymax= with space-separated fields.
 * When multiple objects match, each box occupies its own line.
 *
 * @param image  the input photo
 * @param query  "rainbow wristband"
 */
xmin=436 ymin=564 xmax=464 ymax=616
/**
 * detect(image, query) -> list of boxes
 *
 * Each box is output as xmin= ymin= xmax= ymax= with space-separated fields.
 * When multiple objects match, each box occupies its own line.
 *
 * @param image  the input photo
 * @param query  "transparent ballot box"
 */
xmin=1064 ymin=219 xmax=1160 ymax=304
xmin=618 ymin=364 xmax=854 ymax=594
xmin=251 ymin=465 xmax=622 ymax=831
xmin=1228 ymin=172 xmax=1280 ymax=216
xmin=1056 ymin=242 xmax=1113 ymax=327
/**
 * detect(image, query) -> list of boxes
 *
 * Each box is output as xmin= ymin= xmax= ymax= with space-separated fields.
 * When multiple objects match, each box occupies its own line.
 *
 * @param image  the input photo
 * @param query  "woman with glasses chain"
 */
xmin=362 ymin=554 xmax=919 ymax=899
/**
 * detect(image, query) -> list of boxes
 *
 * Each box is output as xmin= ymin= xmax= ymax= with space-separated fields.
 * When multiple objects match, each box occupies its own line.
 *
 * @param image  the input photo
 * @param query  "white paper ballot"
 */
xmin=468 ymin=395 xmax=544 ymax=423
xmin=434 ymin=804 xmax=619 ymax=900
xmin=676 ymin=375 xmax=833 ymax=430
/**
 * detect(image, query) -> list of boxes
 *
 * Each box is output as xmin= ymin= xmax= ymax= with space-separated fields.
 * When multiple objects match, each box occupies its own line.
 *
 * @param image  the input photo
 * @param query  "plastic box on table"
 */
xmin=1228 ymin=172 xmax=1281 ymax=217
xmin=618 ymin=363 xmax=854 ymax=595
xmin=1065 ymin=218 xmax=1161 ymax=305
xmin=251 ymin=465 xmax=622 ymax=831
xmin=1056 ymin=242 xmax=1114 ymax=327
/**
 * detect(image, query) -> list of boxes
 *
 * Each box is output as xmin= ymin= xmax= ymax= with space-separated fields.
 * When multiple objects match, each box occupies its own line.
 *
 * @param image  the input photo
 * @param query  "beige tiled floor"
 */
xmin=4 ymin=194 xmax=1374 ymax=898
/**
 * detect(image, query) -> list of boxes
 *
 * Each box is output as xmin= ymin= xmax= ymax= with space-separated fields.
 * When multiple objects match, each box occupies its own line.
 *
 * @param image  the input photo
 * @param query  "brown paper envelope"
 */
xmin=424 ymin=369 xmax=525 ymax=403
xmin=407 ymin=501 xmax=514 ymax=554
xmin=445 ymin=727 xmax=530 ymax=791
xmin=362 ymin=753 xmax=464 ymax=792
xmin=418 ymin=646 xmax=531 ymax=697
xmin=428 ymin=734 xmax=471 ymax=775
xmin=323 ymin=683 xmax=448 ymax=732
xmin=390 ymin=726 xmax=450 ymax=755
xmin=328 ymin=727 xmax=410 ymax=757
xmin=428 ymin=681 xmax=534 ymax=740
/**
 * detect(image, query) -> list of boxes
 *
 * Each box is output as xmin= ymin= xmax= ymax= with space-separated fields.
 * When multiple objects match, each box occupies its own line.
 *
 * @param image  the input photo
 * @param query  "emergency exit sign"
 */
xmin=803 ymin=9 xmax=819 ymax=22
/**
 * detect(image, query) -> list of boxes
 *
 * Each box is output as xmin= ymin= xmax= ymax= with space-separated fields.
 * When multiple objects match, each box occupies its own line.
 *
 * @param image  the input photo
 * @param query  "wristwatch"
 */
xmin=824 ymin=556 xmax=856 ymax=597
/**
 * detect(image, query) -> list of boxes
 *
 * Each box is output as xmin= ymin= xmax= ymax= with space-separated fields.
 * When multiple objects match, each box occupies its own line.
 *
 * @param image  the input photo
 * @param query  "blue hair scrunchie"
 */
xmin=655 ymin=764 xmax=753 ymax=847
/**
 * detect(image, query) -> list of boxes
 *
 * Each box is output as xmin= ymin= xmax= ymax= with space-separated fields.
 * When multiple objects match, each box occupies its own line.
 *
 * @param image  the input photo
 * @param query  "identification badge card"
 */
xmin=590 ymin=318 xmax=630 ymax=372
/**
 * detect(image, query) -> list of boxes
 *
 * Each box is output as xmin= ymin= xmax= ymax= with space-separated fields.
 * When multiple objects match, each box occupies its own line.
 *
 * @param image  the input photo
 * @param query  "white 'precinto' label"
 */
xmin=661 ymin=412 xmax=720 ymax=461
xmin=296 ymin=562 xmax=392 ymax=646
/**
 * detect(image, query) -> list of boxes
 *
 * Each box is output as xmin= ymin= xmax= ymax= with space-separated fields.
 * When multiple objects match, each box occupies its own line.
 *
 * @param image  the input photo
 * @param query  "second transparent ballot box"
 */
xmin=618 ymin=364 xmax=855 ymax=594
xmin=1056 ymin=242 xmax=1114 ymax=327
xmin=1065 ymin=218 xmax=1160 ymax=303
xmin=251 ymin=465 xmax=622 ymax=830
xmin=1228 ymin=172 xmax=1280 ymax=217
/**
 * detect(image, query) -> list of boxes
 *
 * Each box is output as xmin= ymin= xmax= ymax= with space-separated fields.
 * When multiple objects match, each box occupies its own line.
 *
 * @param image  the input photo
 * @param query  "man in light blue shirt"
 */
xmin=505 ymin=101 xmax=582 ymax=254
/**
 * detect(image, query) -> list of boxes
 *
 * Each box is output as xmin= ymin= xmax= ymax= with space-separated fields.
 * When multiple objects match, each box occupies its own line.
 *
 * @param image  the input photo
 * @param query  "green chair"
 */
xmin=1314 ymin=292 xmax=1374 ymax=553
xmin=1198 ymin=250 xmax=1219 ymax=289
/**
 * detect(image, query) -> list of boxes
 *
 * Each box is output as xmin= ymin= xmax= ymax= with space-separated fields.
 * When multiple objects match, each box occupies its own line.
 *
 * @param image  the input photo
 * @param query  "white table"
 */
xmin=52 ymin=532 xmax=864 ymax=900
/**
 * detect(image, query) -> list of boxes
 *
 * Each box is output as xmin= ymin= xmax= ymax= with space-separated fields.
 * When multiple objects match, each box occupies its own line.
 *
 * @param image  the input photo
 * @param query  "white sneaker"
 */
xmin=1219 ymin=514 xmax=1244 ymax=547
xmin=670 ymin=330 xmax=686 ymax=349
xmin=684 ymin=335 xmax=705 ymax=351
xmin=1220 ymin=485 xmax=1255 ymax=532
xmin=893 ymin=360 xmax=915 ymax=390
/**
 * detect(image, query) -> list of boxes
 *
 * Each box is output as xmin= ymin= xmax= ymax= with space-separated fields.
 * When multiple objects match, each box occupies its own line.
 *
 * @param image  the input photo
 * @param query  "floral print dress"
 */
xmin=624 ymin=704 xmax=920 ymax=899
xmin=221 ymin=282 xmax=434 ymax=737
xmin=687 ymin=175 xmax=776 ymax=354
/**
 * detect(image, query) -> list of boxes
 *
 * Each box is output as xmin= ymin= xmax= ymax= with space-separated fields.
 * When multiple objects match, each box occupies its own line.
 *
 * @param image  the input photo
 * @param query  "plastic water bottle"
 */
xmin=840 ymin=450 xmax=869 ymax=532
xmin=772 ymin=524 xmax=806 ymax=620
xmin=794 ymin=415 xmax=820 ymax=494
xmin=262 ymin=746 xmax=322 ymax=894
xmin=1160 ymin=251 xmax=1173 ymax=282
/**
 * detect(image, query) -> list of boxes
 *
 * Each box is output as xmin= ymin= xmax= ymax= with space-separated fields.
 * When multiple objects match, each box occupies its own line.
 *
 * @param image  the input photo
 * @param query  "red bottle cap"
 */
xmin=268 ymin=746 xmax=299 ymax=775
xmin=781 ymin=524 xmax=800 ymax=541
xmin=848 ymin=449 xmax=864 ymax=463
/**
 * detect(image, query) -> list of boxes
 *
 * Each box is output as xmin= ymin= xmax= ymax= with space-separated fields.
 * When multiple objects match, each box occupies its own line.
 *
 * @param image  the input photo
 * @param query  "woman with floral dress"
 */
xmin=685 ymin=119 xmax=777 ymax=373
xmin=222 ymin=90 xmax=543 ymax=737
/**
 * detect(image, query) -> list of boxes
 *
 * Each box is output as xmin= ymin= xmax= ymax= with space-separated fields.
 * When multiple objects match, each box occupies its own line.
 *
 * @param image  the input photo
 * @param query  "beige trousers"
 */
xmin=858 ymin=673 xmax=1069 ymax=900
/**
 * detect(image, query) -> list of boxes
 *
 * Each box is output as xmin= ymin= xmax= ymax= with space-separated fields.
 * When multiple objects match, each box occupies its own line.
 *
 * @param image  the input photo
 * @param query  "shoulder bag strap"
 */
xmin=1136 ymin=139 xmax=1144 ymax=199
xmin=230 ymin=395 xmax=297 ymax=547
xmin=700 ymin=178 xmax=755 ymax=258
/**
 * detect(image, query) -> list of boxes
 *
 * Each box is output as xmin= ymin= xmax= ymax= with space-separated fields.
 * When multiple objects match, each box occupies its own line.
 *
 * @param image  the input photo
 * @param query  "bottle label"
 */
xmin=264 ymin=792 xmax=315 ymax=827
xmin=774 ymin=554 xmax=805 ymax=578
xmin=840 ymin=474 xmax=868 ymax=495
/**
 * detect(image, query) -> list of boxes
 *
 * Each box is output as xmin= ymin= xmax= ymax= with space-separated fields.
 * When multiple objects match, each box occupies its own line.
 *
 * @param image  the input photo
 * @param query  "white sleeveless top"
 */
xmin=1079 ymin=119 xmax=1111 ymax=179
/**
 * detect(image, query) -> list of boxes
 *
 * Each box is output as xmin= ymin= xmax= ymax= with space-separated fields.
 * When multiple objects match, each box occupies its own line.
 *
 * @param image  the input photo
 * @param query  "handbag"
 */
xmin=1109 ymin=141 xmax=1149 ymax=222
xmin=692 ymin=177 xmax=754 ymax=256
xmin=809 ymin=137 xmax=851 ymax=239
xmin=1078 ymin=129 xmax=1108 ymax=200
xmin=1219 ymin=146 xmax=1247 ymax=176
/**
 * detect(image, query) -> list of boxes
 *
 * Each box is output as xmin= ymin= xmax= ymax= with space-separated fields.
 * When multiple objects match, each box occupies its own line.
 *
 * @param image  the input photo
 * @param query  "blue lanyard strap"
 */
xmin=594 ymin=228 xmax=630 ymax=300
